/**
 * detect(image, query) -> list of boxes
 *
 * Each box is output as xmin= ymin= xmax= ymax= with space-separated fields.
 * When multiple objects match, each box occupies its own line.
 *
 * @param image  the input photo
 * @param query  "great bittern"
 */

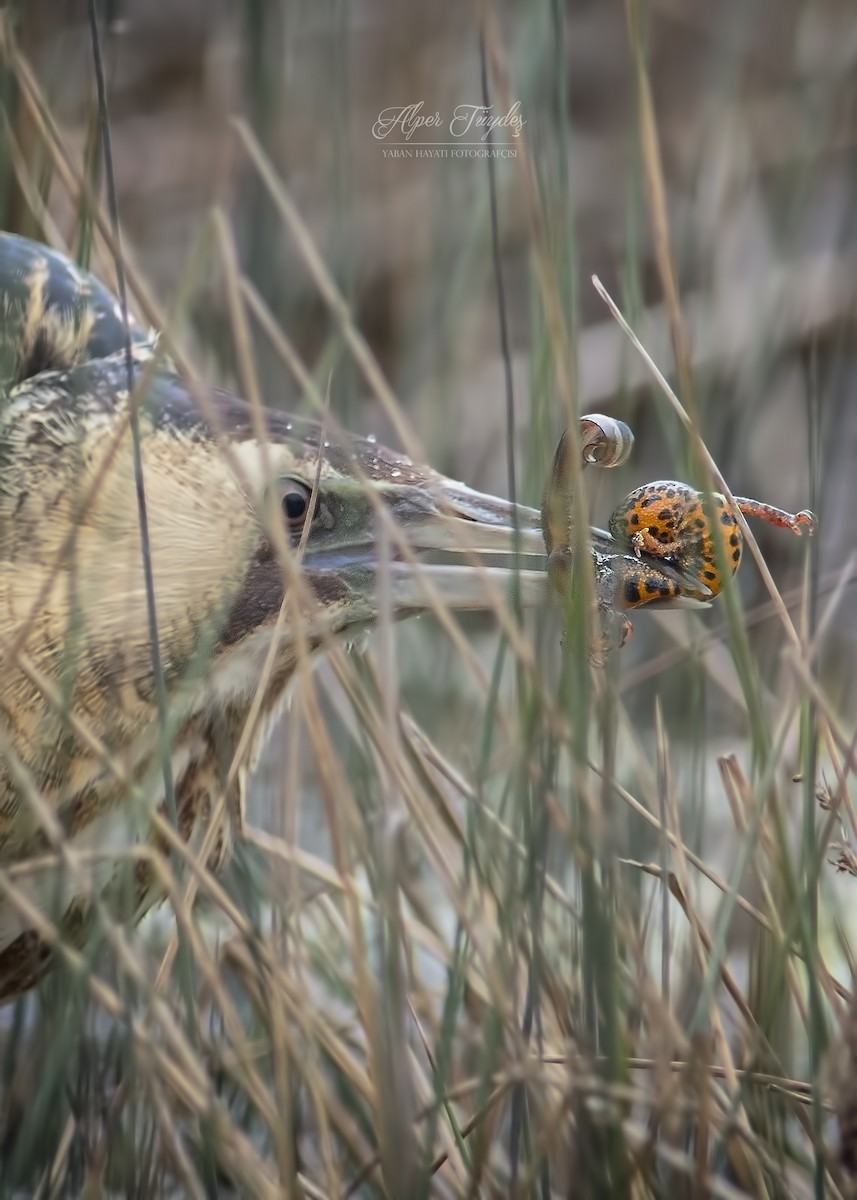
xmin=0 ymin=232 xmax=704 ymax=999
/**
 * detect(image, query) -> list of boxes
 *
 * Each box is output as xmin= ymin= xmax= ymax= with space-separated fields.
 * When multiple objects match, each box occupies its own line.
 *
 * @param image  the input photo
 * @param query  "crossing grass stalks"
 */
xmin=0 ymin=4 xmax=855 ymax=1198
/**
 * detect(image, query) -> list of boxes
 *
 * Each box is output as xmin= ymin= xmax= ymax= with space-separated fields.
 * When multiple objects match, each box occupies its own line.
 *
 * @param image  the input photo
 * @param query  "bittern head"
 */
xmin=1 ymin=347 xmax=552 ymax=775
xmin=207 ymin=402 xmax=550 ymax=656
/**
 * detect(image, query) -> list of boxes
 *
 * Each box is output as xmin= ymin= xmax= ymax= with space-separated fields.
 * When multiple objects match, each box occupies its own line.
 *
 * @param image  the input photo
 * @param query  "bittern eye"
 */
xmin=281 ymin=482 xmax=312 ymax=528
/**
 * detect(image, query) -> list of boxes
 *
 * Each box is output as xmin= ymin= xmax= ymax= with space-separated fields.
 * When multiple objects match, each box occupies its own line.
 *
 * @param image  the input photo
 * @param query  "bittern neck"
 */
xmin=4 ymin=422 xmax=254 ymax=649
xmin=0 ymin=413 xmax=271 ymax=807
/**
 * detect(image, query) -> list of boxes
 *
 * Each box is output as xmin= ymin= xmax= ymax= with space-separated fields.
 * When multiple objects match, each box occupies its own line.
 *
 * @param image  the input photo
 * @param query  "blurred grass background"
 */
xmin=1 ymin=0 xmax=857 ymax=1196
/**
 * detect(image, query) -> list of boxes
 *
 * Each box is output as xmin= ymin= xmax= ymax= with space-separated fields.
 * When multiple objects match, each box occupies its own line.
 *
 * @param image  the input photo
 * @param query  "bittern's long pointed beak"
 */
xmin=290 ymin=474 xmax=554 ymax=616
xmin=384 ymin=478 xmax=551 ymax=612
xmin=296 ymin=468 xmax=624 ymax=618
xmin=403 ymin=480 xmax=548 ymax=558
